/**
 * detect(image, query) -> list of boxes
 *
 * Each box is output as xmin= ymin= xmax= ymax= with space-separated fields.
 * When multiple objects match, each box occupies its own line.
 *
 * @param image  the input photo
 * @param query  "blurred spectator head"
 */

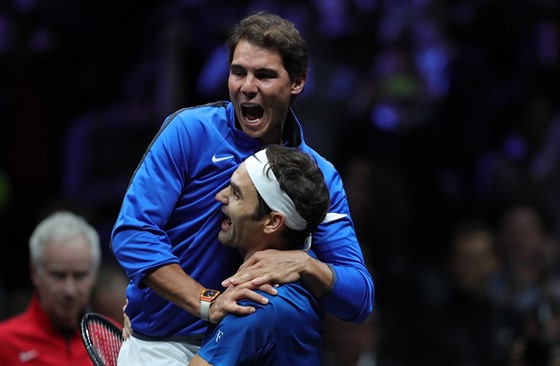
xmin=29 ymin=211 xmax=100 ymax=330
xmin=448 ymin=219 xmax=499 ymax=300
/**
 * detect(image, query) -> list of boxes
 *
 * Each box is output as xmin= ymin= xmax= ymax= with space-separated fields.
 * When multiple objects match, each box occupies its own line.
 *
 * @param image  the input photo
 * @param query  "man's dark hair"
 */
xmin=226 ymin=11 xmax=308 ymax=82
xmin=252 ymin=145 xmax=330 ymax=249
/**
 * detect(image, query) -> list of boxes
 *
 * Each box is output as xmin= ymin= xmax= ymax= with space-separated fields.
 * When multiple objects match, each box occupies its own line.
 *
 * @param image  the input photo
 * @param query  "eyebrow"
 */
xmin=230 ymin=63 xmax=279 ymax=76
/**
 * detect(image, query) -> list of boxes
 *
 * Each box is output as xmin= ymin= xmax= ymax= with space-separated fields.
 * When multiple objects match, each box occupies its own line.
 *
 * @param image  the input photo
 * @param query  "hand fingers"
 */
xmin=224 ymin=291 xmax=269 ymax=316
xmin=227 ymin=303 xmax=256 ymax=316
xmin=221 ymin=277 xmax=235 ymax=287
xmin=222 ymin=273 xmax=253 ymax=287
xmin=256 ymin=283 xmax=278 ymax=296
xmin=250 ymin=274 xmax=275 ymax=286
xmin=240 ymin=290 xmax=268 ymax=305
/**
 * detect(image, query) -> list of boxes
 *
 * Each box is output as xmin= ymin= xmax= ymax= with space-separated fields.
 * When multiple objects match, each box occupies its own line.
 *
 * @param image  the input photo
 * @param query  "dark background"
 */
xmin=1 ymin=0 xmax=559 ymax=364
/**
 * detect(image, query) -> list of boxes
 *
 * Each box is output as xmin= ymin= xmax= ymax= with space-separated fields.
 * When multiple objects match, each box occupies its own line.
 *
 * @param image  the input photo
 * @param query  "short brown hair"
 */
xmin=226 ymin=11 xmax=308 ymax=82
xmin=252 ymin=145 xmax=330 ymax=249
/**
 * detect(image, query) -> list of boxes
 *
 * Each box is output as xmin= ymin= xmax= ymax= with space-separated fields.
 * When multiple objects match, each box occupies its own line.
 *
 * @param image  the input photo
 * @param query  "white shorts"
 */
xmin=117 ymin=335 xmax=201 ymax=365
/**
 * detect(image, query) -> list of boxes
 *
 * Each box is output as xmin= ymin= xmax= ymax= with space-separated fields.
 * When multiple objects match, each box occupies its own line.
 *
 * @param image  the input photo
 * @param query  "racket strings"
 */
xmin=88 ymin=319 xmax=122 ymax=366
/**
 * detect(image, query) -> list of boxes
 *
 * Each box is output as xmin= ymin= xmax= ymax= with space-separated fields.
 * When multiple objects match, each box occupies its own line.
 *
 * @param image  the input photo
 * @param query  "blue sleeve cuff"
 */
xmin=318 ymin=264 xmax=374 ymax=323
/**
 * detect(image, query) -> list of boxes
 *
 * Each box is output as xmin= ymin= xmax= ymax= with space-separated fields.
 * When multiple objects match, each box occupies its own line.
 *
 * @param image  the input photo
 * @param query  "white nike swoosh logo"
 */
xmin=212 ymin=154 xmax=234 ymax=163
xmin=19 ymin=350 xmax=38 ymax=362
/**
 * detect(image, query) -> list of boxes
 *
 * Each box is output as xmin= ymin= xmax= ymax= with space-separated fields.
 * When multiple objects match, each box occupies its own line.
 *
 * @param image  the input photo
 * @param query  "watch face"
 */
xmin=203 ymin=290 xmax=218 ymax=297
xmin=201 ymin=289 xmax=220 ymax=301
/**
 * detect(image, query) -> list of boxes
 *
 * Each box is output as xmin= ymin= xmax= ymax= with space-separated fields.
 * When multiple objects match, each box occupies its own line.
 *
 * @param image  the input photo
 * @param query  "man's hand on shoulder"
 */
xmin=222 ymin=249 xmax=333 ymax=299
xmin=208 ymin=283 xmax=271 ymax=323
xmin=222 ymin=249 xmax=306 ymax=287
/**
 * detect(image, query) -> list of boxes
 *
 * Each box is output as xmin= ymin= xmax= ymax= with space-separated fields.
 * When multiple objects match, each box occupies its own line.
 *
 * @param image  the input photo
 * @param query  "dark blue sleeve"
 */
xmin=311 ymin=157 xmax=375 ymax=323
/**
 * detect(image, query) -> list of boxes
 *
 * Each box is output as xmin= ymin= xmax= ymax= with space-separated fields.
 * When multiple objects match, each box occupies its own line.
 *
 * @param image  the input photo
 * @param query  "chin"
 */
xmin=218 ymin=233 xmax=231 ymax=246
xmin=238 ymin=125 xmax=263 ymax=139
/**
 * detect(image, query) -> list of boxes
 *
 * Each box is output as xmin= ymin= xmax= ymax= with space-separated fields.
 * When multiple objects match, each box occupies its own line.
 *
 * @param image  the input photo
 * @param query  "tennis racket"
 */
xmin=80 ymin=312 xmax=124 ymax=366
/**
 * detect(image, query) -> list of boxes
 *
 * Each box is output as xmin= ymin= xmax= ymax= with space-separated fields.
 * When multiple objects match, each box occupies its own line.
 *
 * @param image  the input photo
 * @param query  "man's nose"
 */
xmin=241 ymin=75 xmax=258 ymax=95
xmin=215 ymin=188 xmax=228 ymax=204
xmin=61 ymin=276 xmax=79 ymax=295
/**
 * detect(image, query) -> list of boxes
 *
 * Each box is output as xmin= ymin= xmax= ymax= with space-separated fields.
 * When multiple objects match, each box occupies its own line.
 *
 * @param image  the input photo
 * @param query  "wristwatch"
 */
xmin=200 ymin=289 xmax=220 ymax=321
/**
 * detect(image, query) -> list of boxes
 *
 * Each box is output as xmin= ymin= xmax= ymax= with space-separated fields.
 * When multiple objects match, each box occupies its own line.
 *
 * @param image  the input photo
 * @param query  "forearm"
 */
xmin=300 ymin=255 xmax=334 ymax=299
xmin=189 ymin=355 xmax=211 ymax=366
xmin=143 ymin=263 xmax=205 ymax=317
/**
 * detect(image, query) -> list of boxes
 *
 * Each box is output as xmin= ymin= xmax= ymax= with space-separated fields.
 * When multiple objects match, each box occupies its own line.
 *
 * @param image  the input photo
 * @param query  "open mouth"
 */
xmin=241 ymin=104 xmax=264 ymax=123
xmin=221 ymin=217 xmax=232 ymax=231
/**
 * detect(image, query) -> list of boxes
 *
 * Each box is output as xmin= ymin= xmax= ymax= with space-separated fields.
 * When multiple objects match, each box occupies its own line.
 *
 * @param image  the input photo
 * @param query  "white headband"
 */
xmin=245 ymin=149 xmax=307 ymax=231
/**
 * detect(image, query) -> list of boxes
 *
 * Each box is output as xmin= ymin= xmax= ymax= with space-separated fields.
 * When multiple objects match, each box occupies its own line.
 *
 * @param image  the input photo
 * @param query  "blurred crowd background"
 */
xmin=1 ymin=0 xmax=560 ymax=364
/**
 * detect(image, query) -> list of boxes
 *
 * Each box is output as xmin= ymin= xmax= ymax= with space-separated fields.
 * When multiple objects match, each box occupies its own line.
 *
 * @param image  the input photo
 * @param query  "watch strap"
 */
xmin=200 ymin=298 xmax=212 ymax=321
xmin=200 ymin=289 xmax=220 ymax=322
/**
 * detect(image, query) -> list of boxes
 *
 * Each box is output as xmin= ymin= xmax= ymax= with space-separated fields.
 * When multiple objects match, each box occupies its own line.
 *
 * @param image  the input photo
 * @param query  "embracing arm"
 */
xmin=146 ymin=264 xmax=270 ymax=323
xmin=224 ymin=250 xmax=373 ymax=324
xmin=142 ymin=264 xmax=205 ymax=317
xmin=120 ymin=267 xmax=270 ymax=339
xmin=223 ymin=250 xmax=332 ymax=299
xmin=222 ymin=244 xmax=374 ymax=323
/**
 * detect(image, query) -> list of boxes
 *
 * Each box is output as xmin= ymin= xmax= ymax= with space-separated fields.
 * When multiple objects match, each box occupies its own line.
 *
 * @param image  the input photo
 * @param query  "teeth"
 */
xmin=242 ymin=104 xmax=264 ymax=122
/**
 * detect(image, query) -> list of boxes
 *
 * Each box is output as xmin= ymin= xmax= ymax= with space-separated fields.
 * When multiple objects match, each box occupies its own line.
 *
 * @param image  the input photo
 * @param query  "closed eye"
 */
xmin=230 ymin=65 xmax=246 ymax=77
xmin=255 ymin=70 xmax=277 ymax=80
xmin=230 ymin=182 xmax=242 ymax=199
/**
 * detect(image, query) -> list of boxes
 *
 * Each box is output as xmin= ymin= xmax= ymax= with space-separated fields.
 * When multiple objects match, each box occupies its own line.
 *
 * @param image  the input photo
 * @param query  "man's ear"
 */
xmin=291 ymin=73 xmax=306 ymax=95
xmin=264 ymin=212 xmax=285 ymax=234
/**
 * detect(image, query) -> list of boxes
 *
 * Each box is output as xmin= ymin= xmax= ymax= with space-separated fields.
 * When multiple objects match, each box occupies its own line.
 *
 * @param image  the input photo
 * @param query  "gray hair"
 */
xmin=29 ymin=211 xmax=101 ymax=271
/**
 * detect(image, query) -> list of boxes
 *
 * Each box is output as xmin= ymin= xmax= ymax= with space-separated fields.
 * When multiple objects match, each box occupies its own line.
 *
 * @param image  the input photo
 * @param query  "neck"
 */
xmin=240 ymin=249 xmax=255 ymax=262
xmin=240 ymin=240 xmax=284 ymax=262
xmin=259 ymin=125 xmax=284 ymax=146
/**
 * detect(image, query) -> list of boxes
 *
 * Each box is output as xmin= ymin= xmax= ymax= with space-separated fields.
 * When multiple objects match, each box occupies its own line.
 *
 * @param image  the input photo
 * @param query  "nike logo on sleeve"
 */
xmin=212 ymin=154 xmax=234 ymax=163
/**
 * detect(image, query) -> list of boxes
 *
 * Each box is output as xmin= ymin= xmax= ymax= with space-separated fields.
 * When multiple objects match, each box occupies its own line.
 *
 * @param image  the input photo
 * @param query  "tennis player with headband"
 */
xmin=189 ymin=145 xmax=330 ymax=365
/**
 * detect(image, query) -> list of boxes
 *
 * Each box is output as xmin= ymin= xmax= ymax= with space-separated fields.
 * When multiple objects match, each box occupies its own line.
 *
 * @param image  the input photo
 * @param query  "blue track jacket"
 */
xmin=111 ymin=101 xmax=374 ymax=338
